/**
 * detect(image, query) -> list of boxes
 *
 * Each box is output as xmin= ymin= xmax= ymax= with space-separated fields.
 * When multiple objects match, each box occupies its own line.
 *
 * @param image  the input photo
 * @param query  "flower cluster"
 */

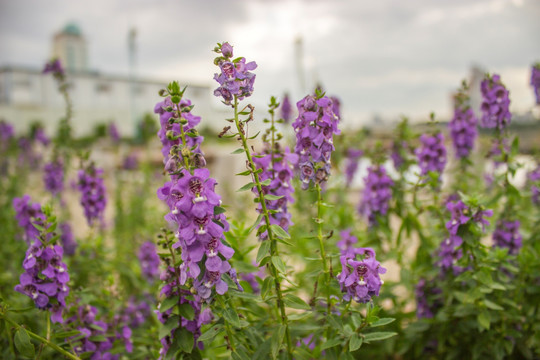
xmin=493 ymin=220 xmax=522 ymax=255
xmin=391 ymin=140 xmax=407 ymax=170
xmin=480 ymin=74 xmax=511 ymax=130
xmin=138 ymin=241 xmax=161 ymax=282
xmin=157 ymin=267 xmax=213 ymax=358
xmin=415 ymin=279 xmax=442 ymax=319
xmin=213 ymin=42 xmax=257 ymax=105
xmin=252 ymin=147 xmax=298 ymax=238
xmin=358 ymin=165 xmax=394 ymax=226
xmin=293 ymin=94 xmax=340 ymax=189
xmin=337 ymin=229 xmax=358 ymax=258
xmin=122 ymin=154 xmax=139 ymax=170
xmin=280 ymin=93 xmax=292 ymax=123
xmin=337 ymin=247 xmax=386 ymax=303
xmin=108 ymin=122 xmax=120 ymax=142
xmin=416 ymin=132 xmax=447 ymax=179
xmin=344 ymin=148 xmax=362 ymax=187
xmin=0 ymin=120 xmax=14 ymax=151
xmin=43 ymin=58 xmax=64 ymax=77
xmin=13 ymin=195 xmax=46 ymax=244
xmin=60 ymin=222 xmax=77 ymax=256
xmin=68 ymin=304 xmax=132 ymax=358
xmin=529 ymin=165 xmax=540 ymax=205
xmin=34 ymin=127 xmax=50 ymax=147
xmin=43 ymin=160 xmax=65 ymax=196
xmin=77 ymin=163 xmax=107 ymax=226
xmin=437 ymin=200 xmax=492 ymax=274
xmin=15 ymin=240 xmax=70 ymax=323
xmin=530 ymin=63 xmax=540 ymax=105
xmin=449 ymin=85 xmax=477 ymax=158
xmin=154 ymin=96 xmax=203 ymax=164
xmin=117 ymin=296 xmax=153 ymax=328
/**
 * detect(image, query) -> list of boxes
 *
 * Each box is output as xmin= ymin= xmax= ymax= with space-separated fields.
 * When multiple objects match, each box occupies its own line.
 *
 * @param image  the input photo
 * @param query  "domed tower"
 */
xmin=52 ymin=23 xmax=88 ymax=72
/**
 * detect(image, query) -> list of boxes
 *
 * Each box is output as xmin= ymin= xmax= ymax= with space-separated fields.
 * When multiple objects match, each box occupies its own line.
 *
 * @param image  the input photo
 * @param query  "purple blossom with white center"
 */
xmin=43 ymin=160 xmax=64 ymax=196
xmin=280 ymin=93 xmax=293 ymax=123
xmin=59 ymin=222 xmax=77 ymax=256
xmin=138 ymin=241 xmax=161 ymax=282
xmin=416 ymin=132 xmax=447 ymax=179
xmin=449 ymin=87 xmax=477 ymax=158
xmin=13 ymin=195 xmax=46 ymax=244
xmin=252 ymin=147 xmax=298 ymax=239
xmin=330 ymin=96 xmax=341 ymax=119
xmin=530 ymin=63 xmax=540 ymax=105
xmin=344 ymin=148 xmax=362 ymax=187
xmin=337 ymin=247 xmax=386 ymax=303
xmin=445 ymin=200 xmax=470 ymax=236
xmin=528 ymin=165 xmax=540 ymax=205
xmin=77 ymin=163 xmax=107 ymax=226
xmin=154 ymin=97 xmax=203 ymax=164
xmin=415 ymin=278 xmax=442 ymax=319
xmin=293 ymin=94 xmax=340 ymax=189
xmin=437 ymin=235 xmax=464 ymax=275
xmin=493 ymin=220 xmax=522 ymax=255
xmin=15 ymin=222 xmax=70 ymax=323
xmin=108 ymin=123 xmax=120 ymax=142
xmin=480 ymin=74 xmax=511 ymax=130
xmin=358 ymin=165 xmax=393 ymax=226
xmin=213 ymin=42 xmax=257 ymax=105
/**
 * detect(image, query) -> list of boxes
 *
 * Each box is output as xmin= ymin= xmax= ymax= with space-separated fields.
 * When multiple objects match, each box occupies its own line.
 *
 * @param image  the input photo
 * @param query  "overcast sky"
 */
xmin=1 ymin=0 xmax=539 ymax=127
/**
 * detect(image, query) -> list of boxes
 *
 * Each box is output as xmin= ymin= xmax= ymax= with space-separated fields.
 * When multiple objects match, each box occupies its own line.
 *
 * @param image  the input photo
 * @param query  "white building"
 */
xmin=0 ymin=23 xmax=222 ymax=137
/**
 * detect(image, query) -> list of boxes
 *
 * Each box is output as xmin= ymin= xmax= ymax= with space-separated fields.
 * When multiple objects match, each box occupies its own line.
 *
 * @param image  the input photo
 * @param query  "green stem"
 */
xmin=2 ymin=316 xmax=81 ymax=360
xmin=165 ymin=232 xmax=183 ymax=333
xmin=218 ymin=296 xmax=236 ymax=352
xmin=232 ymin=96 xmax=293 ymax=359
xmin=316 ymin=184 xmax=332 ymax=340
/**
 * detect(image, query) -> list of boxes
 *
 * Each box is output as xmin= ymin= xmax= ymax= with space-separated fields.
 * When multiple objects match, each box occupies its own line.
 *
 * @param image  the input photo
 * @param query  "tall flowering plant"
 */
xmin=449 ymin=81 xmax=477 ymax=159
xmin=531 ymin=63 xmax=540 ymax=105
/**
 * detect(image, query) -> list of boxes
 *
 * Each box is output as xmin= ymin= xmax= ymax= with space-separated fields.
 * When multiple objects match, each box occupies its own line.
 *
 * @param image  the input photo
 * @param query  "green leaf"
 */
xmin=363 ymin=332 xmax=397 ymax=342
xmin=53 ymin=330 xmax=81 ymax=338
xmin=89 ymin=335 xmax=108 ymax=342
xmin=160 ymin=296 xmax=178 ymax=313
xmin=260 ymin=179 xmax=271 ymax=186
xmin=256 ymin=241 xmax=271 ymax=265
xmin=264 ymin=194 xmax=283 ymax=201
xmin=271 ymin=325 xmax=286 ymax=359
xmin=477 ymin=310 xmax=490 ymax=331
xmin=484 ymin=299 xmax=504 ymax=311
xmin=269 ymin=224 xmax=291 ymax=239
xmin=237 ymin=182 xmax=255 ymax=192
xmin=236 ymin=170 xmax=252 ymax=176
xmin=349 ymin=334 xmax=363 ymax=352
xmin=14 ymin=328 xmax=35 ymax=358
xmin=177 ymin=327 xmax=194 ymax=353
xmin=370 ymin=317 xmax=395 ymax=328
xmin=223 ymin=308 xmax=241 ymax=328
xmin=214 ymin=206 xmax=227 ymax=215
xmin=159 ymin=315 xmax=179 ymax=339
xmin=231 ymin=148 xmax=245 ymax=154
xmin=321 ymin=338 xmax=342 ymax=350
xmin=178 ymin=303 xmax=195 ymax=320
xmin=284 ymin=294 xmax=311 ymax=310
xmin=271 ymin=256 xmax=287 ymax=275
xmin=198 ymin=325 xmax=224 ymax=343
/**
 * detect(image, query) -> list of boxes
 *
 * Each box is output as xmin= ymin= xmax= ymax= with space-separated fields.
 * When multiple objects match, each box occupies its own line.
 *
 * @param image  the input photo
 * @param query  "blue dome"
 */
xmin=63 ymin=23 xmax=81 ymax=36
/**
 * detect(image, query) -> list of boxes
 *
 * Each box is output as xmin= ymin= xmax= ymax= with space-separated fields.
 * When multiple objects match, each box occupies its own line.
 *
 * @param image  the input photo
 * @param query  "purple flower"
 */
xmin=43 ymin=160 xmax=64 ymax=196
xmin=416 ymin=132 xmax=447 ymax=180
xmin=43 ymin=58 xmax=64 ymax=77
xmin=77 ymin=163 xmax=107 ymax=226
xmin=15 ymin=223 xmax=70 ymax=323
xmin=528 ymin=165 xmax=540 ymax=205
xmin=59 ymin=222 xmax=77 ymax=256
xmin=213 ymin=43 xmax=257 ymax=105
xmin=493 ymin=220 xmax=522 ymax=255
xmin=280 ymin=93 xmax=293 ymax=123
xmin=449 ymin=85 xmax=477 ymax=158
xmin=252 ymin=147 xmax=298 ymax=239
xmin=108 ymin=123 xmax=120 ymax=142
xmin=480 ymin=74 xmax=511 ymax=130
xmin=437 ymin=235 xmax=464 ymax=275
xmin=122 ymin=154 xmax=138 ymax=170
xmin=138 ymin=241 xmax=161 ymax=282
xmin=391 ymin=141 xmax=407 ymax=170
xmin=0 ymin=120 xmax=14 ymax=151
xmin=337 ymin=229 xmax=358 ymax=258
xmin=13 ymin=195 xmax=46 ymax=244
xmin=34 ymin=127 xmax=50 ymax=147
xmin=337 ymin=247 xmax=386 ymax=303
xmin=358 ymin=165 xmax=393 ymax=226
xmin=330 ymin=96 xmax=341 ymax=119
xmin=530 ymin=63 xmax=540 ymax=105
xmin=344 ymin=149 xmax=362 ymax=187
xmin=415 ymin=278 xmax=441 ymax=319
xmin=293 ymin=94 xmax=340 ymax=189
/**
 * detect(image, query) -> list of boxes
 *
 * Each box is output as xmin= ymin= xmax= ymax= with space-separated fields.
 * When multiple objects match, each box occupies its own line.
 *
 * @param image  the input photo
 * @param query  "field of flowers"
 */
xmin=0 ymin=43 xmax=539 ymax=360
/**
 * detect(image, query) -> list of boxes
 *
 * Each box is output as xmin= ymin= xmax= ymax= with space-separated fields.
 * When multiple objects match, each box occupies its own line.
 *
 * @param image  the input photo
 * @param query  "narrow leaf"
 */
xmin=284 ymin=294 xmax=311 ymax=310
xmin=269 ymin=224 xmax=291 ymax=239
xmin=370 ymin=318 xmax=395 ymax=328
xmin=256 ymin=241 xmax=271 ymax=264
xmin=271 ymin=256 xmax=287 ymax=275
xmin=363 ymin=332 xmax=397 ymax=342
xmin=198 ymin=325 xmax=224 ymax=343
xmin=15 ymin=328 xmax=35 ymax=358
xmin=349 ymin=334 xmax=363 ymax=352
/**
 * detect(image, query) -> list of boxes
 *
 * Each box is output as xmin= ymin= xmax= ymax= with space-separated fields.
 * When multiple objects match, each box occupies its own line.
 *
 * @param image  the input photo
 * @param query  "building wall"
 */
xmin=0 ymin=67 xmax=223 ymax=137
